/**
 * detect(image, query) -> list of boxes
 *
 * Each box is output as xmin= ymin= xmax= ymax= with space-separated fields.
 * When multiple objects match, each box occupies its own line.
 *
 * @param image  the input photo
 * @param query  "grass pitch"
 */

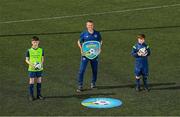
xmin=0 ymin=0 xmax=180 ymax=116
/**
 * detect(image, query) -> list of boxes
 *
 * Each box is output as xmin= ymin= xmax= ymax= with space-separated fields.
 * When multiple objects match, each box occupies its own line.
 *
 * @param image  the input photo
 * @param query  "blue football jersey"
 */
xmin=131 ymin=43 xmax=150 ymax=68
xmin=79 ymin=30 xmax=102 ymax=45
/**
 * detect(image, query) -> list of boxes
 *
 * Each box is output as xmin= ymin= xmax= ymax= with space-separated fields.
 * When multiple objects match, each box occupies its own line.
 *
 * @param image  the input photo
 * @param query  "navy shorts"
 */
xmin=29 ymin=71 xmax=43 ymax=78
xmin=135 ymin=67 xmax=148 ymax=77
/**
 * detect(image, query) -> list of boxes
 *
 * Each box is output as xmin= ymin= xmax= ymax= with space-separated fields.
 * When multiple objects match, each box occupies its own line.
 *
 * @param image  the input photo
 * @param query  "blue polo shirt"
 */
xmin=79 ymin=30 xmax=102 ymax=45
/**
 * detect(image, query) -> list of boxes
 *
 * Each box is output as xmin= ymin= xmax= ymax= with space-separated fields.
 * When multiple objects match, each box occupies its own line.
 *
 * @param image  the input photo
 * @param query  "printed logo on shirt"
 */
xmin=94 ymin=34 xmax=97 ymax=38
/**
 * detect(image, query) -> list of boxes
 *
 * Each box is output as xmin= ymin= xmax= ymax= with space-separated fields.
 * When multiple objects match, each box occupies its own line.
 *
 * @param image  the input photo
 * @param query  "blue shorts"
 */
xmin=29 ymin=71 xmax=43 ymax=78
xmin=135 ymin=67 xmax=148 ymax=77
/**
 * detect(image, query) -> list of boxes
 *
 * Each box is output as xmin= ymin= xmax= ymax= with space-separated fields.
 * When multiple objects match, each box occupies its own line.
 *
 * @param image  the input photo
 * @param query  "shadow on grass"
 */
xmin=97 ymin=82 xmax=176 ymax=90
xmin=43 ymin=82 xmax=178 ymax=100
xmin=1 ymin=25 xmax=180 ymax=37
xmin=45 ymin=92 xmax=115 ymax=99
xmin=151 ymin=85 xmax=180 ymax=90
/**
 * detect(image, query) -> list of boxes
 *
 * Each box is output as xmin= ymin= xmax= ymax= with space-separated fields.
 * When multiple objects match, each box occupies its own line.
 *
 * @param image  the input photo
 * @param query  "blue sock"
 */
xmin=29 ymin=84 xmax=34 ymax=96
xmin=136 ymin=79 xmax=140 ymax=88
xmin=37 ymin=83 xmax=41 ymax=96
xmin=143 ymin=77 xmax=148 ymax=88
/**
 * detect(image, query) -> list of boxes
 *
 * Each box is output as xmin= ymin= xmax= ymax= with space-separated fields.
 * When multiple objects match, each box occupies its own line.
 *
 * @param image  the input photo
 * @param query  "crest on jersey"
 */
xmin=94 ymin=34 xmax=97 ymax=38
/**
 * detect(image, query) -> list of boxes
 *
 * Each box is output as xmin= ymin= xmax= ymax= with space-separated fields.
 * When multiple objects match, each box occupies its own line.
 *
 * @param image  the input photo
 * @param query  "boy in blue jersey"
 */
xmin=77 ymin=20 xmax=102 ymax=92
xmin=25 ymin=36 xmax=45 ymax=101
xmin=131 ymin=34 xmax=151 ymax=92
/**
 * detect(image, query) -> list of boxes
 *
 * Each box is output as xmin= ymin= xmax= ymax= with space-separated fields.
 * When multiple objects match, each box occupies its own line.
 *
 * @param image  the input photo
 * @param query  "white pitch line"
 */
xmin=0 ymin=3 xmax=180 ymax=24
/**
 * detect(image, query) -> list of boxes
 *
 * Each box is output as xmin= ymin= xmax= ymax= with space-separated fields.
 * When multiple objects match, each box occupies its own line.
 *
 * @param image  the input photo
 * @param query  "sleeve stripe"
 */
xmin=133 ymin=46 xmax=136 ymax=49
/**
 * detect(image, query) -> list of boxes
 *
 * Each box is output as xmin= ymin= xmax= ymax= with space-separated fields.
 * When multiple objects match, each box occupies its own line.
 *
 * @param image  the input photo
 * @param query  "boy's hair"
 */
xmin=137 ymin=34 xmax=145 ymax=39
xmin=87 ymin=20 xmax=93 ymax=23
xmin=32 ymin=36 xmax=39 ymax=41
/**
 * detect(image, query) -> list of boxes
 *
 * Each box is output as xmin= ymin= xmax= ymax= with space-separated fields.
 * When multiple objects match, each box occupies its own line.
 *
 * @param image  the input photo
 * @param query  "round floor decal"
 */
xmin=81 ymin=98 xmax=122 ymax=108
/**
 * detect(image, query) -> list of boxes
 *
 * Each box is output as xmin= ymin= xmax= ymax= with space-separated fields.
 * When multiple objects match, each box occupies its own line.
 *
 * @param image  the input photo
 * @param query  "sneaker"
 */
xmin=144 ymin=87 xmax=150 ymax=92
xmin=37 ymin=95 xmax=45 ymax=100
xmin=29 ymin=95 xmax=35 ymax=101
xmin=91 ymin=83 xmax=96 ymax=89
xmin=76 ymin=86 xmax=83 ymax=93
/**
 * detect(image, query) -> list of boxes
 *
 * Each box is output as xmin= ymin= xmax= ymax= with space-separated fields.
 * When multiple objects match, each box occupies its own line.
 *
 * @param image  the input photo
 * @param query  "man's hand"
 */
xmin=80 ymin=48 xmax=84 ymax=56
xmin=78 ymin=40 xmax=83 ymax=55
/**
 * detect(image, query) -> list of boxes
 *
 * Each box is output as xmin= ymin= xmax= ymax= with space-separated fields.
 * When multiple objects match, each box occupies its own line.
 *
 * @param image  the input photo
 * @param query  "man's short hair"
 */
xmin=137 ymin=34 xmax=145 ymax=39
xmin=87 ymin=20 xmax=93 ymax=23
xmin=32 ymin=36 xmax=39 ymax=41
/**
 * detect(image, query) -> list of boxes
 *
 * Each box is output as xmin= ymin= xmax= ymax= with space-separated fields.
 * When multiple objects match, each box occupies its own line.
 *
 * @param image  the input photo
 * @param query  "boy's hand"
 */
xmin=137 ymin=51 xmax=142 ymax=56
xmin=137 ymin=51 xmax=148 ymax=57
xmin=31 ymin=63 xmax=36 ymax=69
xmin=142 ymin=52 xmax=148 ymax=56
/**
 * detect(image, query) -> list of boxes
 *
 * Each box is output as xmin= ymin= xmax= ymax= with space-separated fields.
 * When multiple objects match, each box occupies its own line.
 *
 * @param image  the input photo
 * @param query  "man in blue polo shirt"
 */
xmin=77 ymin=20 xmax=102 ymax=92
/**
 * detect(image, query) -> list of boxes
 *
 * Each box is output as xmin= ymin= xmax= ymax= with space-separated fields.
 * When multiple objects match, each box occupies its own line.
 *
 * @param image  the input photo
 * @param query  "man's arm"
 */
xmin=99 ymin=32 xmax=103 ymax=53
xmin=78 ymin=32 xmax=84 ymax=54
xmin=77 ymin=40 xmax=83 ymax=54
xmin=100 ymin=40 xmax=103 ymax=45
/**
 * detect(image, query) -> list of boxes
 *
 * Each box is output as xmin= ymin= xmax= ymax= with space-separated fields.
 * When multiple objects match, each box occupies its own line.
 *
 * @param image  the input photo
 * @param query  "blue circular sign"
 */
xmin=81 ymin=98 xmax=122 ymax=108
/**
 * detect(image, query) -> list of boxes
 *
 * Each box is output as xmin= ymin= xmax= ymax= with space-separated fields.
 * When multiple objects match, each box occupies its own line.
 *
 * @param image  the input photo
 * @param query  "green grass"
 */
xmin=0 ymin=0 xmax=180 ymax=116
